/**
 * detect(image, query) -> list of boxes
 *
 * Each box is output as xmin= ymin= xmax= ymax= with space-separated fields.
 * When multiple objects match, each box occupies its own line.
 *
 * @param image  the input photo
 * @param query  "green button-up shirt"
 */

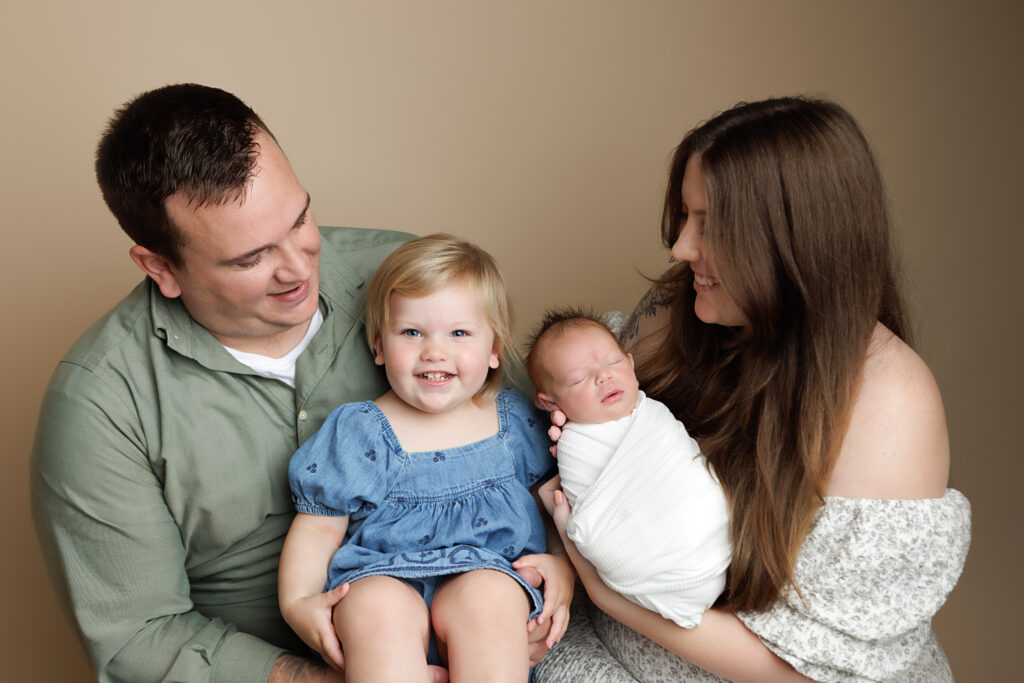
xmin=31 ymin=227 xmax=412 ymax=683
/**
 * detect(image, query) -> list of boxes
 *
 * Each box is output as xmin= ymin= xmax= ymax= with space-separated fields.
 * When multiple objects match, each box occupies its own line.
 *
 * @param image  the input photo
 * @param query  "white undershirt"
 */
xmin=222 ymin=309 xmax=324 ymax=388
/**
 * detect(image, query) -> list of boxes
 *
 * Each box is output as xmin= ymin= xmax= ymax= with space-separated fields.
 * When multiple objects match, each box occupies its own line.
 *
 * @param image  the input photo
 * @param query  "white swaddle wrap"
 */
xmin=559 ymin=393 xmax=731 ymax=628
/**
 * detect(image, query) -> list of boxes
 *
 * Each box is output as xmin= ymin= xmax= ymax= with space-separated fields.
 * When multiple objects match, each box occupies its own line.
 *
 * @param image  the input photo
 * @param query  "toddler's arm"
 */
xmin=278 ymin=512 xmax=350 ymax=671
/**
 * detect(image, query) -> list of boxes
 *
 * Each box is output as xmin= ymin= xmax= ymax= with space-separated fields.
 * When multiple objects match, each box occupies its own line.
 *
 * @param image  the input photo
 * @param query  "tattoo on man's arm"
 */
xmin=271 ymin=654 xmax=329 ymax=682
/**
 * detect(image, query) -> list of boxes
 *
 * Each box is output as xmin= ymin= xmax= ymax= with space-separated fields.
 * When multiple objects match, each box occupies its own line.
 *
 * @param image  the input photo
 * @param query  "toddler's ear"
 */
xmin=535 ymin=392 xmax=559 ymax=413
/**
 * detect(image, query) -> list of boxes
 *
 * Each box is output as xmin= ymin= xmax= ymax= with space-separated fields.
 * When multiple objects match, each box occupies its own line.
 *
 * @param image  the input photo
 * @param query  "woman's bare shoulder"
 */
xmin=828 ymin=323 xmax=950 ymax=499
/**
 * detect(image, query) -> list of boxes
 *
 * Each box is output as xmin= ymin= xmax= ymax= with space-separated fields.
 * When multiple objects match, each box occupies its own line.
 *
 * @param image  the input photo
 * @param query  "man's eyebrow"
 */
xmin=220 ymin=194 xmax=312 ymax=266
xmin=293 ymin=193 xmax=312 ymax=229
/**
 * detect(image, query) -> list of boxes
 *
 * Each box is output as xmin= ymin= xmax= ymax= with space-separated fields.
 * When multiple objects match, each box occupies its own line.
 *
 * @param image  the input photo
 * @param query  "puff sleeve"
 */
xmin=738 ymin=490 xmax=971 ymax=682
xmin=288 ymin=403 xmax=400 ymax=518
xmin=500 ymin=389 xmax=556 ymax=488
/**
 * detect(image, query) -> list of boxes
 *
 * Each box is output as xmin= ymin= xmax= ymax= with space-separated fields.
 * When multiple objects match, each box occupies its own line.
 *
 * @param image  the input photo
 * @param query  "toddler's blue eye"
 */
xmin=451 ymin=330 xmax=468 ymax=337
xmin=402 ymin=329 xmax=421 ymax=337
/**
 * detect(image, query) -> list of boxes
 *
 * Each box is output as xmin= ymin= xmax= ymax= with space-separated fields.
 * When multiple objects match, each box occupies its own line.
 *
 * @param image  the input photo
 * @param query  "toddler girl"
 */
xmin=278 ymin=234 xmax=570 ymax=682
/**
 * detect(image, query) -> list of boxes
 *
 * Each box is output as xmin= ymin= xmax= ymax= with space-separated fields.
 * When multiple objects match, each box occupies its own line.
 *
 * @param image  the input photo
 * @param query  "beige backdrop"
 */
xmin=3 ymin=1 xmax=1020 ymax=680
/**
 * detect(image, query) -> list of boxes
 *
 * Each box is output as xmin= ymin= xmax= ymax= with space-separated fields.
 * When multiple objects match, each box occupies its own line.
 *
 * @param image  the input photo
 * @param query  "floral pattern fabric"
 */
xmin=536 ymin=490 xmax=970 ymax=682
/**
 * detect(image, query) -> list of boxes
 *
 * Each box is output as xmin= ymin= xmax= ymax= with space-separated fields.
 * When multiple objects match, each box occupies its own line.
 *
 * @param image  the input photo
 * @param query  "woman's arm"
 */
xmin=548 ymin=490 xmax=812 ymax=683
xmin=278 ymin=512 xmax=350 ymax=671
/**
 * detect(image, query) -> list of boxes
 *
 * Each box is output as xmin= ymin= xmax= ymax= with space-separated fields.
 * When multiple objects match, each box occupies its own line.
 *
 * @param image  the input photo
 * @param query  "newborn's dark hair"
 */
xmin=524 ymin=307 xmax=619 ymax=390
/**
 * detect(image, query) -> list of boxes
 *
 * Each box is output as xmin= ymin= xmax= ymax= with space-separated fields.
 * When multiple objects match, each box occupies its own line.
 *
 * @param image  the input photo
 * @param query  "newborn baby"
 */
xmin=526 ymin=310 xmax=731 ymax=628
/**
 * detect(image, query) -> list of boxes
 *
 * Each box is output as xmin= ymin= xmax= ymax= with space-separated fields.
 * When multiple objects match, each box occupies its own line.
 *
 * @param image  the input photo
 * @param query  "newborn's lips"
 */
xmin=601 ymin=389 xmax=623 ymax=404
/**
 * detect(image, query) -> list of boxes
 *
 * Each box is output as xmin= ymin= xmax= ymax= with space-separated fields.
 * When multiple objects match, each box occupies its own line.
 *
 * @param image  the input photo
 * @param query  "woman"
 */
xmin=534 ymin=97 xmax=970 ymax=682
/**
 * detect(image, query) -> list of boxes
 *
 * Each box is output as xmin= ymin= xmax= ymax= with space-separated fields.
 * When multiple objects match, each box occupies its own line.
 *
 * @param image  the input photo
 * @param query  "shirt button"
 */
xmin=298 ymin=410 xmax=308 ymax=421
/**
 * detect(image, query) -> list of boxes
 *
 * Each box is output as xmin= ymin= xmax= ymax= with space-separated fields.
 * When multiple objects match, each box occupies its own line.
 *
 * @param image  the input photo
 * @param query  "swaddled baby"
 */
xmin=526 ymin=310 xmax=730 ymax=628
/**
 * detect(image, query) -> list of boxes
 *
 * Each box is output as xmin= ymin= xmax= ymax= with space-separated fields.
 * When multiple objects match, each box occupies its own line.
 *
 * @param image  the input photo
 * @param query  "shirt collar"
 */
xmin=316 ymin=228 xmax=367 ymax=319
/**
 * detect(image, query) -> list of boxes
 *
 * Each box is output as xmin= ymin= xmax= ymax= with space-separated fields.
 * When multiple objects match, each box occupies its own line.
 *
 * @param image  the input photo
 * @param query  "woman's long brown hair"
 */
xmin=639 ymin=97 xmax=911 ymax=612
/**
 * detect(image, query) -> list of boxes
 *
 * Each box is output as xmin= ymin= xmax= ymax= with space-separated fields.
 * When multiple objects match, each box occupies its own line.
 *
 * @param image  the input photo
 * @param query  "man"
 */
xmin=31 ymin=84 xmax=556 ymax=683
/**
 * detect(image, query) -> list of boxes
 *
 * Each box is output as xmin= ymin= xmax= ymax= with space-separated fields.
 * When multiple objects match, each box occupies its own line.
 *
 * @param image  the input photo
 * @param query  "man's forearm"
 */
xmin=269 ymin=654 xmax=343 ymax=683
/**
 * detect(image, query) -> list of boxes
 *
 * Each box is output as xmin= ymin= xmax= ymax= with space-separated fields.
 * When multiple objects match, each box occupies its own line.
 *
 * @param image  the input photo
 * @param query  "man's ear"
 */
xmin=535 ymin=392 xmax=559 ymax=412
xmin=129 ymin=245 xmax=182 ymax=299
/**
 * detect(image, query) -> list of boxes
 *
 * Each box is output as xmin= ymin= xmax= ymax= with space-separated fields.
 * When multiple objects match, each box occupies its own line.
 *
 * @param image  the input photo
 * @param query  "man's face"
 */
xmin=162 ymin=131 xmax=322 ymax=355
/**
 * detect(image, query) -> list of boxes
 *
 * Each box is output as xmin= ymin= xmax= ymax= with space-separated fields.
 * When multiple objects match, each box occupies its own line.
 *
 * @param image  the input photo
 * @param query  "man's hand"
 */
xmin=516 ymin=552 xmax=573 ymax=665
xmin=514 ymin=552 xmax=574 ymax=648
xmin=280 ymin=583 xmax=350 ymax=671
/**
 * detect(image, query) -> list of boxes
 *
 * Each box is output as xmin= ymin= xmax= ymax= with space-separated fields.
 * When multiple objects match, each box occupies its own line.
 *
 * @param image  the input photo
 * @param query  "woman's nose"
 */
xmin=670 ymin=217 xmax=701 ymax=264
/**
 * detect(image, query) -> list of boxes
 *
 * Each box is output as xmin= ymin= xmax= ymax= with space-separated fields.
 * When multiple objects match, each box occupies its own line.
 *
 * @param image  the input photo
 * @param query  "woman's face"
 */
xmin=670 ymin=155 xmax=748 ymax=328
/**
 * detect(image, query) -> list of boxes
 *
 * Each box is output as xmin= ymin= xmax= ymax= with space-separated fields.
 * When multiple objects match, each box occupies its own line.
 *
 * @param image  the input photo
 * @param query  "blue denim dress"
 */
xmin=289 ymin=388 xmax=554 ymax=620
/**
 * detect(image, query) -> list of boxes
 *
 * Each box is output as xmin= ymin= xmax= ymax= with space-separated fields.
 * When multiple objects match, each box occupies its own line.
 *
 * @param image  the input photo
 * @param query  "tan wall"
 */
xmin=3 ymin=2 xmax=1019 ymax=680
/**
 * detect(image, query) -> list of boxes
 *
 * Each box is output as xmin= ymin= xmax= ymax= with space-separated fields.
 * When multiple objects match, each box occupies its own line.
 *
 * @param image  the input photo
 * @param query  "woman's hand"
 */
xmin=279 ymin=583 xmax=350 ymax=672
xmin=513 ymin=551 xmax=575 ymax=648
xmin=547 ymin=409 xmax=567 ymax=456
xmin=533 ymin=478 xmax=576 ymax=577
xmin=535 ymin=475 xmax=562 ymax=518
xmin=541 ymin=484 xmax=572 ymax=539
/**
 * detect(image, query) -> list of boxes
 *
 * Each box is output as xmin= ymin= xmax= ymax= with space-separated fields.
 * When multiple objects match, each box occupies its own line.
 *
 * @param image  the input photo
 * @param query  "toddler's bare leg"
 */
xmin=431 ymin=569 xmax=530 ymax=682
xmin=333 ymin=575 xmax=433 ymax=683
